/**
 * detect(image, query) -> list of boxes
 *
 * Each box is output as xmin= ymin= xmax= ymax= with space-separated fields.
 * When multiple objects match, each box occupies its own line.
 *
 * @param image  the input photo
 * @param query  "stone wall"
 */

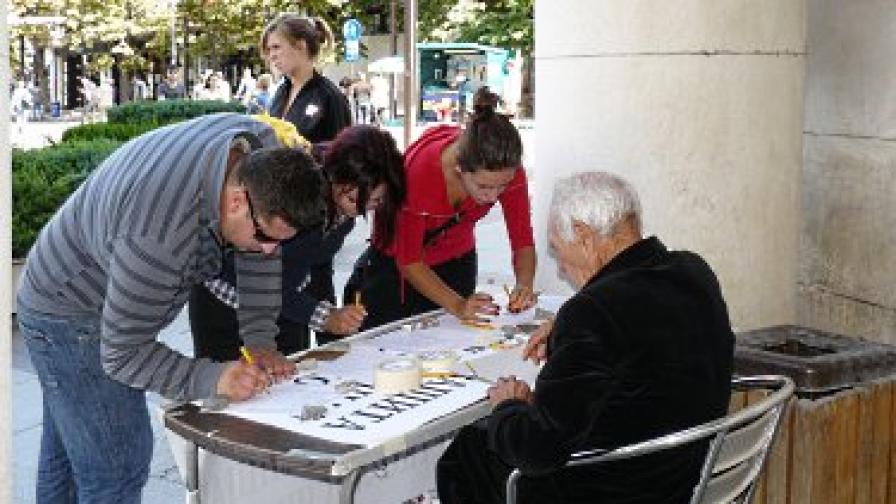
xmin=799 ymin=0 xmax=896 ymax=343
xmin=533 ymin=0 xmax=807 ymax=332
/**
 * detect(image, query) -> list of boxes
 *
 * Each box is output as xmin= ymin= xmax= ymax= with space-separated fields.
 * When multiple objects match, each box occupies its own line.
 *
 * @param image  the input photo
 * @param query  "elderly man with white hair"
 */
xmin=436 ymin=171 xmax=735 ymax=504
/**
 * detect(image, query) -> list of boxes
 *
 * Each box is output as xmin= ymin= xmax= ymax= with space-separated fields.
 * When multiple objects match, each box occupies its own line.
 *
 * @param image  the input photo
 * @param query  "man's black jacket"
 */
xmin=488 ymin=236 xmax=734 ymax=503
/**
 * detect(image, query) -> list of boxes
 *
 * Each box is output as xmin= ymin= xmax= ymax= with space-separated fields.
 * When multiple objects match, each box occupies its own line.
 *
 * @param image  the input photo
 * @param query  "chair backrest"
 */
xmin=506 ymin=375 xmax=795 ymax=504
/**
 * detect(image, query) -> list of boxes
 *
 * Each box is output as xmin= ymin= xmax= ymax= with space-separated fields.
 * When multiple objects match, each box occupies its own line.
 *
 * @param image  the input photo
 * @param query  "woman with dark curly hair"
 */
xmin=189 ymin=125 xmax=405 ymax=360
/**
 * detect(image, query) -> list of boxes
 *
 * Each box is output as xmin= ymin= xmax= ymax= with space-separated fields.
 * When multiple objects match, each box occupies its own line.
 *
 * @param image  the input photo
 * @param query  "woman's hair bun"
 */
xmin=471 ymin=86 xmax=499 ymax=119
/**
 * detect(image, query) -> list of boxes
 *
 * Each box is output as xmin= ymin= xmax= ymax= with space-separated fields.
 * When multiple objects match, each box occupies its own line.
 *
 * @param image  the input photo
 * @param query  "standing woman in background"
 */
xmin=348 ymin=87 xmax=537 ymax=330
xmin=262 ymin=14 xmax=352 ymax=143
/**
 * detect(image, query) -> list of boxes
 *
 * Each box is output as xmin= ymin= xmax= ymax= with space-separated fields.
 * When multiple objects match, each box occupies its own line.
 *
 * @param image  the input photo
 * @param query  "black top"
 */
xmin=488 ymin=237 xmax=735 ymax=503
xmin=269 ymin=71 xmax=352 ymax=144
xmin=279 ymin=218 xmax=355 ymax=323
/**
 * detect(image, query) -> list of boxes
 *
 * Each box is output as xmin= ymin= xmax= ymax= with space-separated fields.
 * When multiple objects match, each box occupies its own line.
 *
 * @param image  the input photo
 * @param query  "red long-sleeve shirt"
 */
xmin=373 ymin=125 xmax=534 ymax=267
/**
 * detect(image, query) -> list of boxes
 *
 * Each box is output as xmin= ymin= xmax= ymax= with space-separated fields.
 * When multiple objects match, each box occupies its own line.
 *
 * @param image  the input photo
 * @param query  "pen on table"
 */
xmin=461 ymin=320 xmax=497 ymax=330
xmin=422 ymin=371 xmax=460 ymax=379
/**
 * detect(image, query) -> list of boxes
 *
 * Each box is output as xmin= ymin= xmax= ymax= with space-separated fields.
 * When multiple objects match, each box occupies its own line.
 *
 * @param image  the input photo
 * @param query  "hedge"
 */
xmin=12 ymin=139 xmax=122 ymax=257
xmin=106 ymin=99 xmax=245 ymax=125
xmin=61 ymin=122 xmax=159 ymax=143
xmin=13 ymin=100 xmax=248 ymax=257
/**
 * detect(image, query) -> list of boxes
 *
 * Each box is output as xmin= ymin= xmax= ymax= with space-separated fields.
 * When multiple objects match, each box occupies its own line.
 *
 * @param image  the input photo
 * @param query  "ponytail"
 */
xmin=457 ymin=86 xmax=522 ymax=172
xmin=261 ymin=14 xmax=334 ymax=61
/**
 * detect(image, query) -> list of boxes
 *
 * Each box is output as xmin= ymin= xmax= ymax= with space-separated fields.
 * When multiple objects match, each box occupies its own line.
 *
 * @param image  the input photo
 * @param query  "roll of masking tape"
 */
xmin=374 ymin=358 xmax=422 ymax=394
xmin=417 ymin=350 xmax=458 ymax=373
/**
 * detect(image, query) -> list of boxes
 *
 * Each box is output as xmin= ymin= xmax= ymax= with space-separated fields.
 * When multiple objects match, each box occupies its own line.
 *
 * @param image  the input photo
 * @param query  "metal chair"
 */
xmin=506 ymin=375 xmax=795 ymax=504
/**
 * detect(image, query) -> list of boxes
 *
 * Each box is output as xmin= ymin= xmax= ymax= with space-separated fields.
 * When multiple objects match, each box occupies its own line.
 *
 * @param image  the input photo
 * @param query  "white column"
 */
xmin=0 ymin=1 xmax=13 ymax=502
xmin=533 ymin=1 xmax=806 ymax=330
xmin=800 ymin=0 xmax=896 ymax=343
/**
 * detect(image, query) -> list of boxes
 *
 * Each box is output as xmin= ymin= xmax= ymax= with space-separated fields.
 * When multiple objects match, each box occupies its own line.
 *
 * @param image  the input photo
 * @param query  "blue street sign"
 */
xmin=343 ymin=19 xmax=362 ymax=41
xmin=343 ymin=19 xmax=363 ymax=62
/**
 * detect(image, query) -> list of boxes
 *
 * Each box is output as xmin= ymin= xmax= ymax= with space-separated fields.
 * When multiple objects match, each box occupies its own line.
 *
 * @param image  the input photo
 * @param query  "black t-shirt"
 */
xmin=269 ymin=71 xmax=352 ymax=144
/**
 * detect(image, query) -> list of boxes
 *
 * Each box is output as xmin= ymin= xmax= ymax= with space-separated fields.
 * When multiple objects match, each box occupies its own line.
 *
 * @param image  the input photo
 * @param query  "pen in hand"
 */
xmin=239 ymin=346 xmax=272 ymax=393
xmin=239 ymin=345 xmax=255 ymax=366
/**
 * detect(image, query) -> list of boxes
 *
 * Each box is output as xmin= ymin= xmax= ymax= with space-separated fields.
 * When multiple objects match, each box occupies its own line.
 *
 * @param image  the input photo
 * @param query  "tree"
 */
xmin=419 ymin=0 xmax=533 ymax=56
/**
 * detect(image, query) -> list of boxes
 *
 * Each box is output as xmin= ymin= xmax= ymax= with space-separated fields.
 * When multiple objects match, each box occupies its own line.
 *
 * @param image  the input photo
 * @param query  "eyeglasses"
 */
xmin=244 ymin=190 xmax=284 ymax=245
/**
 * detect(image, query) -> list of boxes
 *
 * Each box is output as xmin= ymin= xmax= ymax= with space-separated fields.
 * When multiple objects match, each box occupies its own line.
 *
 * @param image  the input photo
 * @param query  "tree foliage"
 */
xmin=420 ymin=0 xmax=533 ymax=55
xmin=10 ymin=0 xmax=534 ymax=76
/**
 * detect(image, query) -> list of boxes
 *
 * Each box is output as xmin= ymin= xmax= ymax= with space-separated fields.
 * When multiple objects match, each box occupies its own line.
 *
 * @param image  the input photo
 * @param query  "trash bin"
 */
xmin=732 ymin=325 xmax=896 ymax=504
xmin=50 ymin=101 xmax=61 ymax=118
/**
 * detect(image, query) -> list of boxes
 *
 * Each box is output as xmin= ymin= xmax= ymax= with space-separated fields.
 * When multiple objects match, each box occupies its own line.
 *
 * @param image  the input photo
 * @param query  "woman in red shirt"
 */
xmin=349 ymin=88 xmax=537 ymax=329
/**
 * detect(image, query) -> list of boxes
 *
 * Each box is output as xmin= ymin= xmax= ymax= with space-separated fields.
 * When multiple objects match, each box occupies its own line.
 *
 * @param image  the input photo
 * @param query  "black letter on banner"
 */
xmin=322 ymin=416 xmax=366 ymax=430
xmin=353 ymin=409 xmax=392 ymax=423
xmin=426 ymin=378 xmax=466 ymax=389
xmin=370 ymin=398 xmax=414 ymax=414
xmin=408 ymin=388 xmax=443 ymax=399
xmin=308 ymin=375 xmax=330 ymax=385
xmin=419 ymin=383 xmax=451 ymax=396
xmin=354 ymin=387 xmax=373 ymax=396
xmin=397 ymin=392 xmax=433 ymax=404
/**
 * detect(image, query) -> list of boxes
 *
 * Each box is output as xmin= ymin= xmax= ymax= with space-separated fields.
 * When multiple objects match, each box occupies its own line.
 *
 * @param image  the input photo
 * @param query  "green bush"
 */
xmin=12 ymin=100 xmax=249 ymax=257
xmin=106 ymin=99 xmax=245 ymax=125
xmin=61 ymin=122 xmax=158 ymax=143
xmin=12 ymin=139 xmax=122 ymax=258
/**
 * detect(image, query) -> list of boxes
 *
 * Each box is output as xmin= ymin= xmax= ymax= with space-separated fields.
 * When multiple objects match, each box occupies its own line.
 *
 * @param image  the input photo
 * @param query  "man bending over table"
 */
xmin=436 ymin=171 xmax=735 ymax=504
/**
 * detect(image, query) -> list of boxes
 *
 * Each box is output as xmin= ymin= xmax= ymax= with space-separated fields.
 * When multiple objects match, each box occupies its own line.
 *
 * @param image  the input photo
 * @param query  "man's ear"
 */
xmin=223 ymin=185 xmax=246 ymax=215
xmin=570 ymin=219 xmax=593 ymax=247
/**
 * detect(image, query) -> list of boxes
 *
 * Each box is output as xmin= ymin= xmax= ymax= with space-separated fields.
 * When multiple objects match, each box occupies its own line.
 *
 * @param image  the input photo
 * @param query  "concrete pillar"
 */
xmin=532 ymin=1 xmax=807 ymax=331
xmin=1 ymin=2 xmax=13 ymax=502
xmin=800 ymin=1 xmax=896 ymax=343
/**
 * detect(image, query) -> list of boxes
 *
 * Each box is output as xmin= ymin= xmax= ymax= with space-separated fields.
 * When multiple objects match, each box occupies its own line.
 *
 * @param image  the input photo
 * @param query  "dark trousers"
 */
xmin=437 ymin=422 xmax=561 ymax=504
xmin=188 ymin=286 xmax=310 ymax=361
xmin=345 ymin=247 xmax=477 ymax=332
xmin=189 ymin=268 xmax=338 ymax=361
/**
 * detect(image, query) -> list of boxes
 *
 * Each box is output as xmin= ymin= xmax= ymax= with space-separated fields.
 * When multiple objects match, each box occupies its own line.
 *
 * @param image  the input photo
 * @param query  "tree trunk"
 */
xmin=33 ymin=45 xmax=51 ymax=118
xmin=518 ymin=55 xmax=534 ymax=119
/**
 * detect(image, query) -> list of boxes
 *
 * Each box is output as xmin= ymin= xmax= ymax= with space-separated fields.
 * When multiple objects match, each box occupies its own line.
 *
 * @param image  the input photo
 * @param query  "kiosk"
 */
xmin=417 ymin=43 xmax=511 ymax=122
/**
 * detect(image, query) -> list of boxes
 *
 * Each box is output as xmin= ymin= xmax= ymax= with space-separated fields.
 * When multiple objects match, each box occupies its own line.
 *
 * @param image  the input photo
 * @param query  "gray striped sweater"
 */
xmin=17 ymin=113 xmax=284 ymax=401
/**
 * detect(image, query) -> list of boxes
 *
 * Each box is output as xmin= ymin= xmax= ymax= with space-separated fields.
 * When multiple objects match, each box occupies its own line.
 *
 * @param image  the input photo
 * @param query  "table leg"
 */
xmin=339 ymin=468 xmax=364 ymax=504
xmin=184 ymin=440 xmax=200 ymax=504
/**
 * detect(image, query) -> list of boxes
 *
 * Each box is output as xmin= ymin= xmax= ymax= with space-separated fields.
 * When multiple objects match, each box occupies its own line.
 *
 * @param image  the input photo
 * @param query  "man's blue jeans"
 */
xmin=18 ymin=307 xmax=153 ymax=503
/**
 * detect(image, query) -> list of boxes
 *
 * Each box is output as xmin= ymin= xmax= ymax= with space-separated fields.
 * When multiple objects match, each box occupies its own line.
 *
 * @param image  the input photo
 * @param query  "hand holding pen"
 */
xmin=504 ymin=284 xmax=538 ymax=314
xmin=324 ymin=292 xmax=368 ymax=335
xmin=241 ymin=346 xmax=296 ymax=382
xmin=455 ymin=292 xmax=500 ymax=323
xmin=216 ymin=348 xmax=272 ymax=401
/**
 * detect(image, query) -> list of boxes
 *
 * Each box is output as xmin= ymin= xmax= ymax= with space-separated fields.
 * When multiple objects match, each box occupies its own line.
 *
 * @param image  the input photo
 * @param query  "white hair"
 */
xmin=549 ymin=171 xmax=642 ymax=241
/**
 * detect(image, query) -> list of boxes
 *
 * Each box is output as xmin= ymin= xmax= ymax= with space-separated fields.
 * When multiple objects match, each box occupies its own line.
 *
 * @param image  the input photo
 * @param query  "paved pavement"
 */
xmin=9 ymin=117 xmax=534 ymax=502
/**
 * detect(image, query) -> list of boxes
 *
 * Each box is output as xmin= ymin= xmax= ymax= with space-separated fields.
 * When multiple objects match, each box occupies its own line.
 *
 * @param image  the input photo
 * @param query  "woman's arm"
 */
xmin=513 ymin=245 xmax=536 ymax=290
xmin=402 ymin=261 xmax=497 ymax=321
xmin=509 ymin=245 xmax=537 ymax=311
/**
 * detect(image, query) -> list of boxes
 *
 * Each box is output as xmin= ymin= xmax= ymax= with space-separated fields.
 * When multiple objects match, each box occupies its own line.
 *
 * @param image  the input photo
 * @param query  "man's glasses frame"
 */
xmin=244 ymin=190 xmax=283 ymax=245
